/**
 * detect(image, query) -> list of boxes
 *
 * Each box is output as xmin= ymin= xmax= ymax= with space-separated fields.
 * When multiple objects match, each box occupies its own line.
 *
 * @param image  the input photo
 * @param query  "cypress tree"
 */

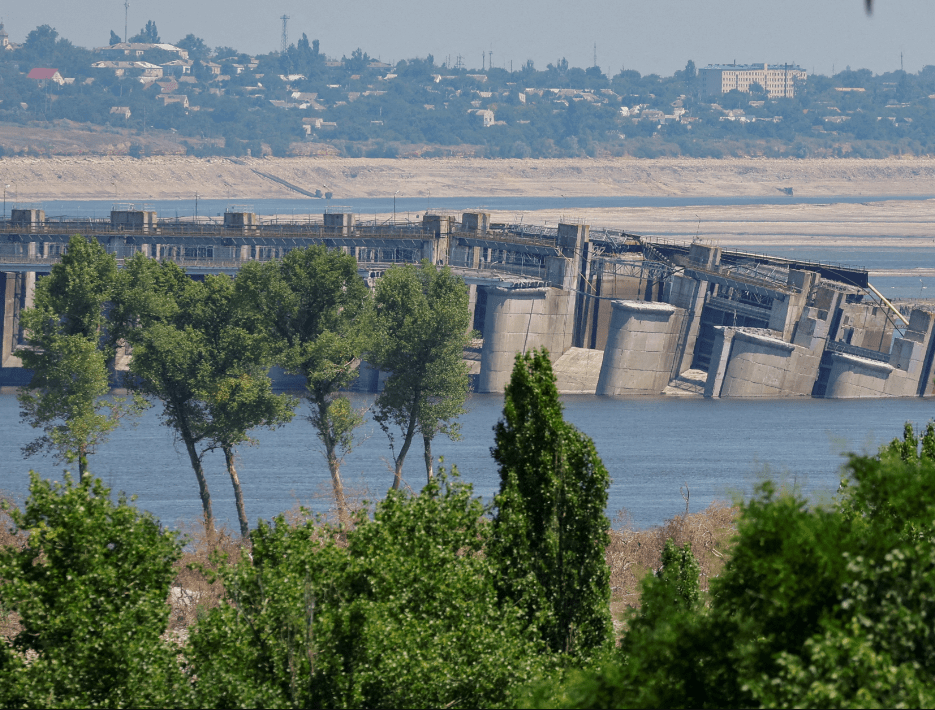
xmin=490 ymin=348 xmax=612 ymax=655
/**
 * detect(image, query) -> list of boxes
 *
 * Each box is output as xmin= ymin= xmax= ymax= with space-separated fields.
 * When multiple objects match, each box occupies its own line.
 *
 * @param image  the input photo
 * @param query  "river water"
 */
xmin=1 ymin=392 xmax=932 ymax=531
xmin=2 ymin=194 xmax=934 ymax=529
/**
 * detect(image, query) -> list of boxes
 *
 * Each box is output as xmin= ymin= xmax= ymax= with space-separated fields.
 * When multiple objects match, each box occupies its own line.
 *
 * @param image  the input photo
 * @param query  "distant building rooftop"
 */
xmin=703 ymin=63 xmax=806 ymax=72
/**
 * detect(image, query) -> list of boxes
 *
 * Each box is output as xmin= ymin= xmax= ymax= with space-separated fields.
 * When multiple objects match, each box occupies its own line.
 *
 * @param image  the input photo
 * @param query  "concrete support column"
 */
xmin=23 ymin=272 xmax=35 ymax=311
xmin=477 ymin=286 xmax=575 ymax=393
xmin=665 ymin=274 xmax=707 ymax=374
xmin=1 ymin=272 xmax=22 ymax=368
xmin=824 ymin=352 xmax=895 ymax=398
xmin=596 ymin=300 xmax=685 ymax=396
xmin=704 ymin=327 xmax=735 ymax=398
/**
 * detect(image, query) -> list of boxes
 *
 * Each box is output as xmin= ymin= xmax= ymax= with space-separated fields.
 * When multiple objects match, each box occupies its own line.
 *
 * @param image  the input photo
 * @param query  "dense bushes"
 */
xmin=4 ymin=347 xmax=935 ymax=706
xmin=189 ymin=470 xmax=549 ymax=708
xmin=531 ymin=423 xmax=935 ymax=708
xmin=0 ymin=474 xmax=188 ymax=708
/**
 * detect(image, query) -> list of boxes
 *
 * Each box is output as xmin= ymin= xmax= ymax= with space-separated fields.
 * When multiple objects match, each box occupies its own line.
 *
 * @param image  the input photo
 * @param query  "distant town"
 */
xmin=0 ymin=19 xmax=933 ymax=158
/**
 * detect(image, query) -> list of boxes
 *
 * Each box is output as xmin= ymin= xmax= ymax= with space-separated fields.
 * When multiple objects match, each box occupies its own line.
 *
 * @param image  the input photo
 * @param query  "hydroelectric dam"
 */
xmin=1 ymin=206 xmax=933 ymax=399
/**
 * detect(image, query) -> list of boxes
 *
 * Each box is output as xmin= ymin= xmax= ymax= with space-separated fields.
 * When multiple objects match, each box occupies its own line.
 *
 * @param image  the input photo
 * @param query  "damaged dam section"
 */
xmin=1 ymin=205 xmax=933 ymax=399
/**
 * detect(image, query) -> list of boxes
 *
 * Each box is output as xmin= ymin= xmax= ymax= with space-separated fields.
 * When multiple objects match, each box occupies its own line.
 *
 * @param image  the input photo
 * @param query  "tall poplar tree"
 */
xmin=489 ymin=348 xmax=613 ymax=655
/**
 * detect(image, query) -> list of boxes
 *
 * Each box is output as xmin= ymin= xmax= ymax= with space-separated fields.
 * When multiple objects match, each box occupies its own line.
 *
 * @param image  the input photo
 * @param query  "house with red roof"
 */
xmin=27 ymin=68 xmax=64 ymax=85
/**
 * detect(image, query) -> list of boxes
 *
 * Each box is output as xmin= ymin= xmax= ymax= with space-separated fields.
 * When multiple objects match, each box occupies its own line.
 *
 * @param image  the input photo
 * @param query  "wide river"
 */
xmin=2 ymin=194 xmax=933 ymax=529
xmin=1 ymin=393 xmax=932 ymax=531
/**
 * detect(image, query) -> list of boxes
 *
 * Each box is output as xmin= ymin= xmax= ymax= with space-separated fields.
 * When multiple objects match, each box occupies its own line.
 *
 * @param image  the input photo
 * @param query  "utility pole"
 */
xmin=280 ymin=14 xmax=290 ymax=54
xmin=481 ymin=52 xmax=484 ymax=71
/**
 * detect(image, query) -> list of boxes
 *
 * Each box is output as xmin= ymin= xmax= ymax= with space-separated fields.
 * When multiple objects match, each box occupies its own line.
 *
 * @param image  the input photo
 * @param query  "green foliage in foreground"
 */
xmin=6 ymin=373 xmax=935 ymax=708
xmin=532 ymin=422 xmax=935 ymax=708
xmin=0 ymin=473 xmax=188 ymax=708
xmin=490 ymin=349 xmax=613 ymax=656
xmin=187 ymin=470 xmax=549 ymax=709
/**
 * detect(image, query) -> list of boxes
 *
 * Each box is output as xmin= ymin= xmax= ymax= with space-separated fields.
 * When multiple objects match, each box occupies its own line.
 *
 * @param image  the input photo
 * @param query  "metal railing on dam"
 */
xmin=0 ymin=213 xmax=869 ymax=290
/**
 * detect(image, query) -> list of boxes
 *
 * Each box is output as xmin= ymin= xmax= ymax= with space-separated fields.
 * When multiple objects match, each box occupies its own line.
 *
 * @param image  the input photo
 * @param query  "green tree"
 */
xmin=111 ymin=255 xmax=218 ymax=530
xmin=22 ymin=24 xmax=58 ymax=54
xmin=489 ymin=349 xmax=613 ymax=656
xmin=129 ymin=20 xmax=159 ymax=44
xmin=176 ymin=33 xmax=211 ymax=61
xmin=109 ymin=29 xmax=121 ymax=46
xmin=536 ymin=425 xmax=935 ymax=708
xmin=114 ymin=258 xmax=292 ymax=538
xmin=369 ymin=261 xmax=471 ymax=487
xmin=882 ymin=420 xmax=935 ymax=462
xmin=17 ymin=235 xmax=137 ymax=478
xmin=188 ymin=469 xmax=548 ymax=709
xmin=192 ymin=274 xmax=296 ymax=538
xmin=0 ymin=473 xmax=188 ymax=707
xmin=236 ymin=248 xmax=370 ymax=527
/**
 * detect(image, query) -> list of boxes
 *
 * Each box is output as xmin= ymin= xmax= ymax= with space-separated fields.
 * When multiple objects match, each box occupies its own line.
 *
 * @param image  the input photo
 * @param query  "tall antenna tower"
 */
xmin=593 ymin=42 xmax=597 ymax=68
xmin=124 ymin=0 xmax=130 ymax=42
xmin=488 ymin=50 xmax=492 ymax=70
xmin=280 ymin=14 xmax=290 ymax=53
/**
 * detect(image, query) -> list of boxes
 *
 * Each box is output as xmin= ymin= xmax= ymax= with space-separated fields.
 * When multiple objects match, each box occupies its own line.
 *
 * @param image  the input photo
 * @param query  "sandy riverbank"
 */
xmin=4 ymin=156 xmax=935 ymax=201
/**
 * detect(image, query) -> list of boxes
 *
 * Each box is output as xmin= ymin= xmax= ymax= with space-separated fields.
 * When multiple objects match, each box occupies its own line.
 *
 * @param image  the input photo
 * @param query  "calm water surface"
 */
xmin=1 ymin=393 xmax=932 ymax=530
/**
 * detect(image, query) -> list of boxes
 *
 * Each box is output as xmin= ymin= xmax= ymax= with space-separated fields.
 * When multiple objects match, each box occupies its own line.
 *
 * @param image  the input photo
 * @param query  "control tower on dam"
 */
xmin=1 ymin=205 xmax=933 ymax=399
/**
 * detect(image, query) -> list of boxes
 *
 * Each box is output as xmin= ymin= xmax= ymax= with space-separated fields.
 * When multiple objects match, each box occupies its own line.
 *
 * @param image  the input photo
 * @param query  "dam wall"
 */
xmin=596 ymin=301 xmax=685 ymax=396
xmin=823 ymin=308 xmax=935 ymax=398
xmin=2 ymin=208 xmax=932 ymax=399
xmin=704 ymin=328 xmax=820 ymax=398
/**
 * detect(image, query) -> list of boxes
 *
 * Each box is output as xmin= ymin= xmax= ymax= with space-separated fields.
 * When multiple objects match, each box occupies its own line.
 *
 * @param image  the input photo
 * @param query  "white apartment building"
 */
xmin=699 ymin=63 xmax=807 ymax=99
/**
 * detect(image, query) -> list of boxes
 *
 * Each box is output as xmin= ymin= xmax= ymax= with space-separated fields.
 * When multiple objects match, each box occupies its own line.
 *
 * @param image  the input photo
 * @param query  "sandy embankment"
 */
xmin=4 ymin=156 xmax=935 ymax=201
xmin=3 ymin=156 xmax=935 ymax=261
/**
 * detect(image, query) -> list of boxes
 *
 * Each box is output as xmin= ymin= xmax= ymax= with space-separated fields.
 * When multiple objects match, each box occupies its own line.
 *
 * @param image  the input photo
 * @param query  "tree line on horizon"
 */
xmin=2 ymin=21 xmax=935 ymax=159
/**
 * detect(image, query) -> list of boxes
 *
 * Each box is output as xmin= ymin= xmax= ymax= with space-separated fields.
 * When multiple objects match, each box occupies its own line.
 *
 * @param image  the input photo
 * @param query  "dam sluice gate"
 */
xmin=1 ymin=207 xmax=933 ymax=399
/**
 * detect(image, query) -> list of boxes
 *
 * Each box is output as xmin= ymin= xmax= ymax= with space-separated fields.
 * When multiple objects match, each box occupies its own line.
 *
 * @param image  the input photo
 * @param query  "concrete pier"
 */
xmin=596 ymin=301 xmax=685 ymax=396
xmin=476 ymin=286 xmax=575 ymax=393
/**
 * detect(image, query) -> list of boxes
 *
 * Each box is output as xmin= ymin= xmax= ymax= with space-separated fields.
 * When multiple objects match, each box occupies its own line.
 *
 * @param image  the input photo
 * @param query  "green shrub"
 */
xmin=0 ymin=473 xmax=188 ymax=708
xmin=188 ymin=469 xmax=549 ymax=708
xmin=530 ymin=426 xmax=935 ymax=708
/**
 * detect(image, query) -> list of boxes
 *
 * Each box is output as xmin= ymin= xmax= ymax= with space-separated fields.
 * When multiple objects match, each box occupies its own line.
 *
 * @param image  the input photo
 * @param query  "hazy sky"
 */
xmin=2 ymin=1 xmax=933 ymax=77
